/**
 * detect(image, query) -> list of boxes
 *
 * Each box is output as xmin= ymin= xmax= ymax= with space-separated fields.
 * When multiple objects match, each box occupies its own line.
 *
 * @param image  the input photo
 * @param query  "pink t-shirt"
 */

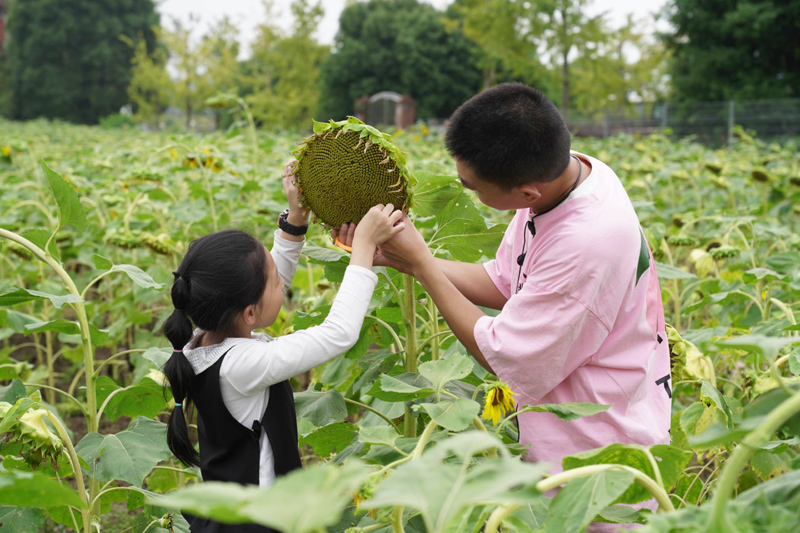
xmin=475 ymin=152 xmax=672 ymax=472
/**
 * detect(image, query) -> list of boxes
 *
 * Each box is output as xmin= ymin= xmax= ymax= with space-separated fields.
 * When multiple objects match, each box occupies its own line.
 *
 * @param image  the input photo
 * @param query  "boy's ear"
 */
xmin=517 ymin=183 xmax=542 ymax=205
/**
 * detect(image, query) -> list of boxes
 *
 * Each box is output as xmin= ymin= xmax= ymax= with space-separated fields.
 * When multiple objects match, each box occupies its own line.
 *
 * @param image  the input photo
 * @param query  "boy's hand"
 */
xmin=282 ymin=159 xmax=308 ymax=225
xmin=377 ymin=214 xmax=431 ymax=275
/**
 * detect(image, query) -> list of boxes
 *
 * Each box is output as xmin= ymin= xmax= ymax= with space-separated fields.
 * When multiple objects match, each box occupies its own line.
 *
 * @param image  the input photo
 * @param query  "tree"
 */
xmin=318 ymin=0 xmax=482 ymax=121
xmin=123 ymin=29 xmax=172 ymax=125
xmin=663 ymin=0 xmax=800 ymax=101
xmin=538 ymin=0 xmax=606 ymax=119
xmin=447 ymin=0 xmax=548 ymax=90
xmin=245 ymin=0 xmax=330 ymax=129
xmin=6 ymin=0 xmax=158 ymax=123
xmin=163 ymin=17 xmax=210 ymax=130
xmin=570 ymin=15 xmax=670 ymax=115
xmin=200 ymin=17 xmax=242 ymax=129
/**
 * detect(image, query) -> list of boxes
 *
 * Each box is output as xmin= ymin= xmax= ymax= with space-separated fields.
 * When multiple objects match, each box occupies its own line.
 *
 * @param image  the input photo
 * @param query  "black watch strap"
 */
xmin=278 ymin=209 xmax=308 ymax=236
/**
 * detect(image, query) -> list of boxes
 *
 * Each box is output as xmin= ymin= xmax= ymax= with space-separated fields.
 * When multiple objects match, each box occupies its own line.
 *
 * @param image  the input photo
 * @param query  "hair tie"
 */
xmin=174 ymin=349 xmax=183 ymax=353
xmin=174 ymin=403 xmax=182 ymax=407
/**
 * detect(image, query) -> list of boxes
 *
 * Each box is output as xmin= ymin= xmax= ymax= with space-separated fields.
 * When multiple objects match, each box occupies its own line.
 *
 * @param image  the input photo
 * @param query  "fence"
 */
xmin=565 ymin=99 xmax=800 ymax=145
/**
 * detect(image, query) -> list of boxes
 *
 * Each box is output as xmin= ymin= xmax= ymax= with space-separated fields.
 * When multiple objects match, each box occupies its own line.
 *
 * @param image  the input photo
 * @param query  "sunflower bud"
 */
xmin=158 ymin=513 xmax=175 ymax=530
xmin=709 ymin=245 xmax=739 ymax=260
xmin=667 ymin=234 xmax=698 ymax=247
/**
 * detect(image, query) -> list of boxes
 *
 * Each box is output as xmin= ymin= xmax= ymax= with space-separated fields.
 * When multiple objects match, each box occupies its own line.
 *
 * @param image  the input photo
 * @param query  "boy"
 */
xmin=377 ymin=83 xmax=672 ymax=473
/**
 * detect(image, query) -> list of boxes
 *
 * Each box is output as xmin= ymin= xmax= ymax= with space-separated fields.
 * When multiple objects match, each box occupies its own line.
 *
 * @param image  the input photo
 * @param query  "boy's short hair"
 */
xmin=444 ymin=83 xmax=572 ymax=189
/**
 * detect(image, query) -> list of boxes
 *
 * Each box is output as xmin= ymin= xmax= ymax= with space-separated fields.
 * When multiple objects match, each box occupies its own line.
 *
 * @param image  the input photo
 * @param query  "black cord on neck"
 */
xmin=515 ymin=155 xmax=583 ymax=290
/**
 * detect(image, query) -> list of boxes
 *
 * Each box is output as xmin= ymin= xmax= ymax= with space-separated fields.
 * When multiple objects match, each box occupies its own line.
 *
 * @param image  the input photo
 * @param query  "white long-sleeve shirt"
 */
xmin=182 ymin=230 xmax=378 ymax=487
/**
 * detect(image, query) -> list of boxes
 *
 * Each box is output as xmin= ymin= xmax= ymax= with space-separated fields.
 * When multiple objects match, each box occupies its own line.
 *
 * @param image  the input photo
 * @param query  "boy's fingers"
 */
xmin=382 ymin=203 xmax=394 ymax=214
xmin=388 ymin=210 xmax=403 ymax=224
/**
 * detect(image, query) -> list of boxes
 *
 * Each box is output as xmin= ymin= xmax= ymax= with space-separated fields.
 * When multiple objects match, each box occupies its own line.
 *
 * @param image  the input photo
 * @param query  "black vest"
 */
xmin=185 ymin=351 xmax=302 ymax=532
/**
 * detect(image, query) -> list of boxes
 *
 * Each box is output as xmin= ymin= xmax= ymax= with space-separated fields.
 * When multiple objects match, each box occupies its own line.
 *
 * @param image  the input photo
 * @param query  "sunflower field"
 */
xmin=0 ymin=116 xmax=799 ymax=533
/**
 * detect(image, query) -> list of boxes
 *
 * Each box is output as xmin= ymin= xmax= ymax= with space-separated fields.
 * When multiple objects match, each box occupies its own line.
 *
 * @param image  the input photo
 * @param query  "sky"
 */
xmin=156 ymin=0 xmax=670 ymax=57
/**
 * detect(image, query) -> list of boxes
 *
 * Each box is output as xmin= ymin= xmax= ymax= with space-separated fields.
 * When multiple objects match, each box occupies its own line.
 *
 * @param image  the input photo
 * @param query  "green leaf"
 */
xmin=686 ymin=419 xmax=759 ymax=449
xmin=294 ymin=389 xmax=348 ymax=427
xmin=715 ymin=335 xmax=797 ymax=362
xmin=21 ymin=229 xmax=60 ymax=261
xmin=353 ymin=349 xmax=400 ymax=392
xmin=92 ymin=254 xmax=114 ymax=270
xmin=765 ymin=252 xmax=800 ymax=276
xmin=596 ymin=505 xmax=643 ymax=524
xmin=700 ymin=380 xmax=734 ymax=424
xmin=0 ymin=506 xmax=46 ymax=533
xmin=0 ymin=470 xmax=86 ymax=508
xmin=111 ymin=264 xmax=164 ymax=290
xmin=75 ymin=416 xmax=172 ymax=487
xmin=302 ymin=241 xmax=346 ymax=262
xmin=364 ymin=437 xmax=548 ymax=532
xmin=411 ymin=172 xmax=460 ymax=218
xmin=418 ymin=354 xmax=473 ymax=393
xmin=41 ymin=160 xmax=88 ymax=232
xmin=358 ymin=425 xmax=401 ymax=448
xmin=742 ymin=267 xmax=786 ymax=284
xmin=102 ymin=378 xmax=169 ymax=421
xmin=150 ymin=460 xmax=370 ymax=532
xmin=299 ymin=421 xmax=357 ymax=457
xmin=428 ymin=192 xmax=506 ymax=262
xmin=419 ymin=398 xmax=480 ymax=432
xmin=24 ymin=319 xmax=109 ymax=346
xmin=655 ymin=261 xmax=697 ymax=280
xmin=0 ymin=379 xmax=27 ymax=404
xmin=562 ymin=443 xmax=692 ymax=504
xmin=0 ymin=288 xmax=82 ymax=309
xmin=368 ymin=373 xmax=435 ymax=402
xmin=517 ymin=402 xmax=611 ymax=422
xmin=95 ymin=375 xmax=121 ymax=406
xmin=545 ymin=470 xmax=635 ymax=533
xmin=142 ymin=347 xmax=171 ymax=369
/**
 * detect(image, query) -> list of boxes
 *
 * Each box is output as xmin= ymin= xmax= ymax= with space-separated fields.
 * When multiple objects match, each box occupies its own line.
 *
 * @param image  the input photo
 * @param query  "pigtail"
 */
xmin=159 ymin=230 xmax=268 ymax=467
xmin=163 ymin=273 xmax=200 ymax=467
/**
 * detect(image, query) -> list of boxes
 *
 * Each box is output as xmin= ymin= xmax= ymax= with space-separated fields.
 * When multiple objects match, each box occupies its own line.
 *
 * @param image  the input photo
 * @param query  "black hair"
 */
xmin=162 ymin=229 xmax=268 ymax=467
xmin=444 ymin=83 xmax=572 ymax=189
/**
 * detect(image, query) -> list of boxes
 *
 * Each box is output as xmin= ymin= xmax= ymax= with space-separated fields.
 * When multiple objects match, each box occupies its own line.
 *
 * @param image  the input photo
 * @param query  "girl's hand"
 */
xmin=282 ymin=160 xmax=308 ymax=225
xmin=376 ymin=214 xmax=430 ymax=275
xmin=355 ymin=204 xmax=405 ymax=247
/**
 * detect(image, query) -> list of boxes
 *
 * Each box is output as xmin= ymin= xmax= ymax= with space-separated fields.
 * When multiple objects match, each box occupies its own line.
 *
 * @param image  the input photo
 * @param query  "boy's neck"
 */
xmin=531 ymin=155 xmax=587 ymax=215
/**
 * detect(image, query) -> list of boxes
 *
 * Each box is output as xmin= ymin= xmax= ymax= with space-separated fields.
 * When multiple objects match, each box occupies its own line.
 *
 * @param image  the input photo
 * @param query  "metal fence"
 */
xmin=565 ymin=98 xmax=800 ymax=145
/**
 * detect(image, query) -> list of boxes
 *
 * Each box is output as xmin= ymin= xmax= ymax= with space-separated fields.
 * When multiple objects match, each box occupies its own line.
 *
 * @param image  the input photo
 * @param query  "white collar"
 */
xmin=182 ymin=329 xmax=272 ymax=374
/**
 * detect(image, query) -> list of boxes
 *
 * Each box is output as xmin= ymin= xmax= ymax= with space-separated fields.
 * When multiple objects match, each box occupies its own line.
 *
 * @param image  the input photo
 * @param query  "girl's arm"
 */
xmin=226 ymin=205 xmax=404 ymax=392
xmin=272 ymin=162 xmax=310 ymax=285
xmin=224 ymin=264 xmax=378 ymax=390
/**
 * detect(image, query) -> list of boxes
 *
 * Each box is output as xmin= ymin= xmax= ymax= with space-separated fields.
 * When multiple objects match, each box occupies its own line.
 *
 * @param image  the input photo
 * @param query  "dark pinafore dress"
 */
xmin=184 ymin=350 xmax=302 ymax=532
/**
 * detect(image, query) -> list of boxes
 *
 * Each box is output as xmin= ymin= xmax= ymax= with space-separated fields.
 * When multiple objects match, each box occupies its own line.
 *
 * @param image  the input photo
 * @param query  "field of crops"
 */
xmin=1 ymin=117 xmax=799 ymax=533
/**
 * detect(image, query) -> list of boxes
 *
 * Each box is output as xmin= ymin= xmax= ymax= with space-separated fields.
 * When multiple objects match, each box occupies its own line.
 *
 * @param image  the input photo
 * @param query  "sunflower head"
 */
xmin=292 ymin=117 xmax=416 ymax=229
xmin=481 ymin=381 xmax=516 ymax=426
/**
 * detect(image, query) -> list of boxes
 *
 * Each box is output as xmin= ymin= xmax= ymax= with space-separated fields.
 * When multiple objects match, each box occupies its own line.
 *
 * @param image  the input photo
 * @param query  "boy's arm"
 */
xmin=429 ymin=258 xmax=507 ymax=310
xmin=378 ymin=218 xmax=497 ymax=373
xmin=415 ymin=257 xmax=496 ymax=374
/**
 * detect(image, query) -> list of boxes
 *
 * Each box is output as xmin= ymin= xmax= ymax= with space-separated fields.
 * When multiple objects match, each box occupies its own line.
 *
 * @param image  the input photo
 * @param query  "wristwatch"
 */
xmin=278 ymin=209 xmax=309 ymax=236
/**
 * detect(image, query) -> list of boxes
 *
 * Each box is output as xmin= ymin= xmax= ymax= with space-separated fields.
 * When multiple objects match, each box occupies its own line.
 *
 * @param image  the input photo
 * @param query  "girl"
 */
xmin=162 ymin=169 xmax=404 ymax=532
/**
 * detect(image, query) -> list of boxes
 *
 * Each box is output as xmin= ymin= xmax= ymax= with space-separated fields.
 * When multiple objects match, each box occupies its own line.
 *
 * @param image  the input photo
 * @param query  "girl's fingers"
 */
xmin=345 ymin=223 xmax=356 ymax=246
xmin=388 ymin=209 xmax=403 ymax=224
xmin=382 ymin=203 xmax=394 ymax=215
